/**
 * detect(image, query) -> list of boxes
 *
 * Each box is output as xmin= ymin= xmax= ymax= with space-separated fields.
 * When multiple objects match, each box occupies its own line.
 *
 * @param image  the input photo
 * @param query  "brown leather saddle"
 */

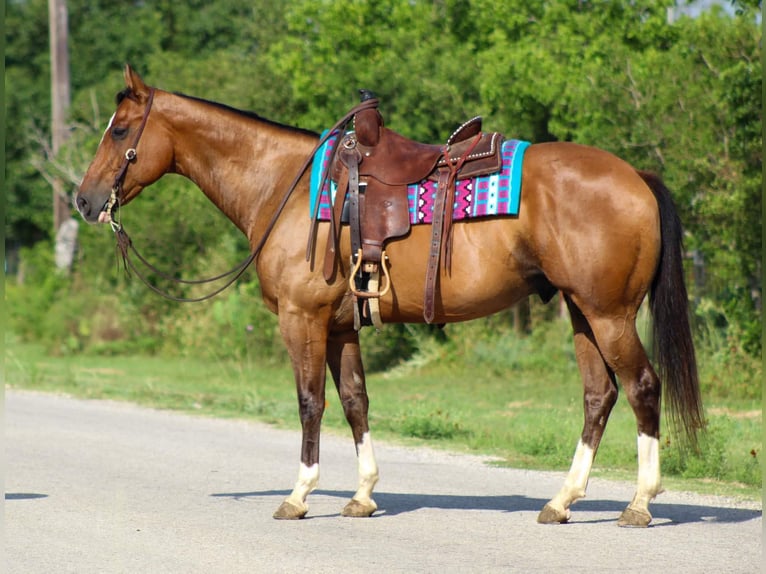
xmin=322 ymin=90 xmax=504 ymax=327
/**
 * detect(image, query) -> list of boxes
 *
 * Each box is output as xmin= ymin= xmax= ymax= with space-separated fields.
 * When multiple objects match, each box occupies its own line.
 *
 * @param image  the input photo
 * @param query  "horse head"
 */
xmin=76 ymin=65 xmax=172 ymax=224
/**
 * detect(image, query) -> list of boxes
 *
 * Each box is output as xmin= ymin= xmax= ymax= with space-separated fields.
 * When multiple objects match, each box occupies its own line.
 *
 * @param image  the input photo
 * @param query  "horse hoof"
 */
xmin=341 ymin=498 xmax=377 ymax=518
xmin=617 ymin=506 xmax=652 ymax=528
xmin=537 ymin=503 xmax=569 ymax=524
xmin=273 ymin=499 xmax=308 ymax=520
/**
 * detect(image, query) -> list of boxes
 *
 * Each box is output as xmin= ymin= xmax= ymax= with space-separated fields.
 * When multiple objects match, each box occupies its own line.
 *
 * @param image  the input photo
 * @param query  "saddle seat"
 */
xmin=356 ymin=127 xmax=443 ymax=186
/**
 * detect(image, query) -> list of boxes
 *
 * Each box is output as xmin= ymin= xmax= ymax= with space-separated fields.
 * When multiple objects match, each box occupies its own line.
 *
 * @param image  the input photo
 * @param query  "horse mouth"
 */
xmin=97 ymin=199 xmax=116 ymax=224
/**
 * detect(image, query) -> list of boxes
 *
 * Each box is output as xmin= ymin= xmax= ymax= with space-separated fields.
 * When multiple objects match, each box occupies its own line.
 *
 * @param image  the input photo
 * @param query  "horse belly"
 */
xmin=379 ymin=220 xmax=534 ymax=323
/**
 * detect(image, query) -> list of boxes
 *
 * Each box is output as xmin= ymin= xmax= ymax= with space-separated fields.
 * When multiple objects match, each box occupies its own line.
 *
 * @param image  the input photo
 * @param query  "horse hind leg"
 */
xmin=327 ymin=330 xmax=379 ymax=517
xmin=589 ymin=312 xmax=663 ymax=527
xmin=538 ymin=298 xmax=619 ymax=524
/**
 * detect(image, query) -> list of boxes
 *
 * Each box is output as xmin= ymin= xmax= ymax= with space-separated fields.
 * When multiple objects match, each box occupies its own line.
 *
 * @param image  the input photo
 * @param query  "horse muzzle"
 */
xmin=75 ymin=186 xmax=114 ymax=224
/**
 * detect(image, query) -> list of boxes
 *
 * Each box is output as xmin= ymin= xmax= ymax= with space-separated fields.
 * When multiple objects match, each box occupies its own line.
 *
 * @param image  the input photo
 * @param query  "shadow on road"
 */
xmin=210 ymin=489 xmax=761 ymax=525
xmin=5 ymin=493 xmax=48 ymax=500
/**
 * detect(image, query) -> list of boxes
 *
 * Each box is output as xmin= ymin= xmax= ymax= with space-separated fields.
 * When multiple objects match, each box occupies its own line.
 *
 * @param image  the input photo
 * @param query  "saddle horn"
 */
xmin=354 ymin=88 xmax=382 ymax=147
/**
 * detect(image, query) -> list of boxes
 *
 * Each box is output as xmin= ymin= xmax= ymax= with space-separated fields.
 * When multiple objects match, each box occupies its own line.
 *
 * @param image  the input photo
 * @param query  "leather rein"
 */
xmin=106 ymin=90 xmax=378 ymax=303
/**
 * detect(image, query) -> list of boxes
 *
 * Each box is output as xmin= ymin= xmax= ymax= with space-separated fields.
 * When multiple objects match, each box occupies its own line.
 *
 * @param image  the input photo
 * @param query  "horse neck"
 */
xmin=162 ymin=93 xmax=317 ymax=240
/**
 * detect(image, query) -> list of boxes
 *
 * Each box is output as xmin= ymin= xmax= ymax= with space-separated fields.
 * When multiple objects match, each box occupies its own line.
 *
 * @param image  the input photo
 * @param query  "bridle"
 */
xmin=104 ymin=89 xmax=378 ymax=303
xmin=106 ymin=88 xmax=155 ymax=233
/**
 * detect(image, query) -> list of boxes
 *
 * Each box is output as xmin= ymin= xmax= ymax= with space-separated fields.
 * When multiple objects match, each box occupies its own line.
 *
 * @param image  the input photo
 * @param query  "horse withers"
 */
xmin=76 ymin=65 xmax=703 ymax=526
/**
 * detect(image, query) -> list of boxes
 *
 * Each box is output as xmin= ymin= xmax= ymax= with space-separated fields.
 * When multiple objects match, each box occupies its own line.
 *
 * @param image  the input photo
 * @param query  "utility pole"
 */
xmin=49 ymin=0 xmax=78 ymax=270
xmin=49 ymin=0 xmax=71 ymax=231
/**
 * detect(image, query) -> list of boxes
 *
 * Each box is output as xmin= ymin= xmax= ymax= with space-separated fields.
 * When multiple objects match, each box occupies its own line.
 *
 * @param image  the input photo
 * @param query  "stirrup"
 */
xmin=349 ymin=249 xmax=391 ymax=299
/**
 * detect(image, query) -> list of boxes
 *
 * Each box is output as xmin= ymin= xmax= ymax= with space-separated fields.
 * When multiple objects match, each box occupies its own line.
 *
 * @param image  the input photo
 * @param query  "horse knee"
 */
xmin=584 ymin=384 xmax=618 ymax=416
xmin=297 ymin=392 xmax=325 ymax=424
xmin=626 ymin=367 xmax=659 ymax=405
xmin=581 ymin=385 xmax=618 ymax=446
xmin=625 ymin=367 xmax=661 ymax=436
xmin=340 ymin=391 xmax=368 ymax=417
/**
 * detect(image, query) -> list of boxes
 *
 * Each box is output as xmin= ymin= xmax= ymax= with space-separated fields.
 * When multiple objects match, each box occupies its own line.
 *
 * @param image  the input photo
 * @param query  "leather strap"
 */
xmin=344 ymin=149 xmax=363 ymax=268
xmin=111 ymin=88 xmax=156 ymax=196
xmin=422 ymin=134 xmax=483 ymax=323
xmin=305 ymin=98 xmax=379 ymax=261
xmin=322 ymin=167 xmax=349 ymax=281
xmin=423 ymin=169 xmax=451 ymax=323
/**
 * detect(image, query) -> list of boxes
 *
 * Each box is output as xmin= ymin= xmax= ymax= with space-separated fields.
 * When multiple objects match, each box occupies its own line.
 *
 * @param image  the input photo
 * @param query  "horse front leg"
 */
xmin=538 ymin=299 xmax=619 ymax=524
xmin=273 ymin=310 xmax=330 ymax=520
xmin=327 ymin=329 xmax=379 ymax=517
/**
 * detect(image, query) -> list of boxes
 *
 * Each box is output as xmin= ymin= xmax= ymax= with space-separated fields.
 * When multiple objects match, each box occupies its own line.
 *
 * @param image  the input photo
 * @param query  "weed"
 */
xmin=378 ymin=407 xmax=471 ymax=441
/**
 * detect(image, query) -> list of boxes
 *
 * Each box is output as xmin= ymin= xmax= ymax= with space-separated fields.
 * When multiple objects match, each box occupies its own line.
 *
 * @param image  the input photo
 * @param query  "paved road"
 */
xmin=5 ymin=390 xmax=761 ymax=573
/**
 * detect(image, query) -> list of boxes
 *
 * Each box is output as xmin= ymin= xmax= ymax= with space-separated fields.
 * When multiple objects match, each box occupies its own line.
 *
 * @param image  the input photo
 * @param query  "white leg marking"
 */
xmin=548 ymin=440 xmax=595 ymax=514
xmin=286 ymin=462 xmax=319 ymax=508
xmin=353 ymin=432 xmax=379 ymax=505
xmin=634 ymin=434 xmax=662 ymax=506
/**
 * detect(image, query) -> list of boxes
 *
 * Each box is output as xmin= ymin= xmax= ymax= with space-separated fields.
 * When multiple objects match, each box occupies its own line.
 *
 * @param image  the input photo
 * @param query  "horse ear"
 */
xmin=123 ymin=64 xmax=150 ymax=99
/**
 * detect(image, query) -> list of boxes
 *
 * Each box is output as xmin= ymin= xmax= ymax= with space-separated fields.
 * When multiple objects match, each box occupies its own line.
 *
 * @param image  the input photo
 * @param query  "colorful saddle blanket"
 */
xmin=310 ymin=132 xmax=530 ymax=224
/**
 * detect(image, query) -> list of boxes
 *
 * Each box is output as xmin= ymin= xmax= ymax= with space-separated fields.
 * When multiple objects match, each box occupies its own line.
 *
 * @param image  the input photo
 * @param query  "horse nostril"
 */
xmin=76 ymin=195 xmax=89 ymax=215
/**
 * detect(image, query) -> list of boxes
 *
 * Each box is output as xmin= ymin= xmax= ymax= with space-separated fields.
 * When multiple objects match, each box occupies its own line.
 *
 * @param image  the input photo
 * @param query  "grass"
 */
xmin=5 ymin=328 xmax=762 ymax=502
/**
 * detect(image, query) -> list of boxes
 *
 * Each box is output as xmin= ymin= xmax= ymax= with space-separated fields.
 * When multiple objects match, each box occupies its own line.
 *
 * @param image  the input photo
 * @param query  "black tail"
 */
xmin=639 ymin=171 xmax=704 ymax=447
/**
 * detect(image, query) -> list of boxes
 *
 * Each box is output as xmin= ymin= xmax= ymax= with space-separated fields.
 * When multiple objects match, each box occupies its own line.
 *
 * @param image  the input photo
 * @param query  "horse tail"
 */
xmin=638 ymin=170 xmax=704 ymax=448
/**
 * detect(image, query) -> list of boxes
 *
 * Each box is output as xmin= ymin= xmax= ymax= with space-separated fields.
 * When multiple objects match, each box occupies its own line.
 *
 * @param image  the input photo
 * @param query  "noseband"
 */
xmin=105 ymin=87 xmax=156 ymax=231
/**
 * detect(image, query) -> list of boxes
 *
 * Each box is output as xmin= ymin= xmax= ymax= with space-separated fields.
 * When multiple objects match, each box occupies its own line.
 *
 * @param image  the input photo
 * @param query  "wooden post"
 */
xmin=49 ymin=0 xmax=71 ymax=232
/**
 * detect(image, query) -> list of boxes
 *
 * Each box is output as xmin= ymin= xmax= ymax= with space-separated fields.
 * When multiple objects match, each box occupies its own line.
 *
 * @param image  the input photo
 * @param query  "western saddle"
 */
xmin=320 ymin=90 xmax=504 ymax=329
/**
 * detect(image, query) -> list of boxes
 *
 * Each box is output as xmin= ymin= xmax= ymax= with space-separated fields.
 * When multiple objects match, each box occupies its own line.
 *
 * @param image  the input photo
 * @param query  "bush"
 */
xmin=6 ymin=234 xmax=285 ymax=362
xmin=661 ymin=416 xmax=761 ymax=486
xmin=694 ymin=298 xmax=763 ymax=401
xmin=7 ymin=242 xmax=70 ymax=346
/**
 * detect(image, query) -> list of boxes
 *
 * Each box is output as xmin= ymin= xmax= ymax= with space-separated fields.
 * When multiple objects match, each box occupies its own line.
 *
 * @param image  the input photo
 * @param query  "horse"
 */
xmin=76 ymin=65 xmax=703 ymax=527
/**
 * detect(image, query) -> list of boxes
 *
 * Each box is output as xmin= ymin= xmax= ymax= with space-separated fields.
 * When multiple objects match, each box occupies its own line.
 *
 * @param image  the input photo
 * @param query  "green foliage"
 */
xmin=452 ymin=315 xmax=577 ymax=380
xmin=6 ymin=242 xmax=69 ymax=342
xmin=661 ymin=415 xmax=761 ymax=486
xmin=381 ymin=406 xmax=472 ymax=441
xmin=360 ymin=324 xmax=419 ymax=373
xmin=694 ymin=298 xmax=763 ymax=399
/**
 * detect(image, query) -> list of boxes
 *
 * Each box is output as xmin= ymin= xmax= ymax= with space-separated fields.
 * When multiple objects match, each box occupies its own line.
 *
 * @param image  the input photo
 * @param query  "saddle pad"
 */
xmin=309 ymin=130 xmax=530 ymax=224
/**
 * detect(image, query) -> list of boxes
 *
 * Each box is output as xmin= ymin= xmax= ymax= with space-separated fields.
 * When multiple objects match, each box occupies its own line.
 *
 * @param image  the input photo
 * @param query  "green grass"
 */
xmin=5 ymin=330 xmax=761 ymax=502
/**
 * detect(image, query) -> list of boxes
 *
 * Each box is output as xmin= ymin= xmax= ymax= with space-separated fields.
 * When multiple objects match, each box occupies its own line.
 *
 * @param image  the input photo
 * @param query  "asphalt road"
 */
xmin=5 ymin=390 xmax=762 ymax=574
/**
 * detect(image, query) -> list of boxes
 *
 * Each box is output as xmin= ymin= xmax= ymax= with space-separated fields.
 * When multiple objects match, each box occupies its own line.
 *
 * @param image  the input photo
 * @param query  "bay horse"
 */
xmin=76 ymin=65 xmax=703 ymax=527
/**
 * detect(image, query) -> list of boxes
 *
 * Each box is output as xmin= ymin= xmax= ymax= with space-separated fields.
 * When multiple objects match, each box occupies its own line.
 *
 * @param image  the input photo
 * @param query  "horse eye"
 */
xmin=112 ymin=126 xmax=129 ymax=140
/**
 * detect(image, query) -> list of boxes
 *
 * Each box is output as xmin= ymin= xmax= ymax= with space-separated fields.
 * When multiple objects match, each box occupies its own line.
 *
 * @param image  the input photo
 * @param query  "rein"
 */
xmin=108 ymin=94 xmax=380 ymax=302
